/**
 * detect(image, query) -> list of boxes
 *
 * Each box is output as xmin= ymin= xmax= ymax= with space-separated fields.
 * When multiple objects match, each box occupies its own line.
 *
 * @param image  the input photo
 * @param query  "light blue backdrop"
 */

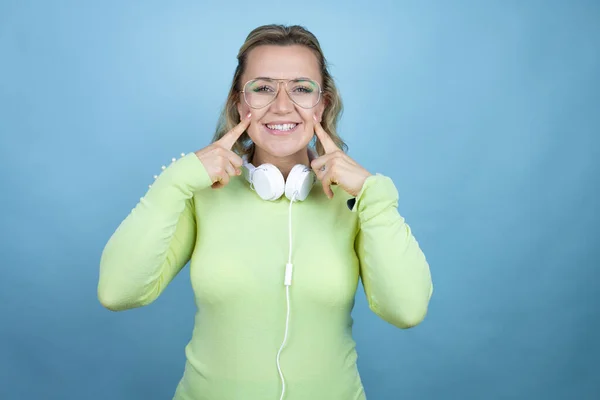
xmin=1 ymin=1 xmax=598 ymax=399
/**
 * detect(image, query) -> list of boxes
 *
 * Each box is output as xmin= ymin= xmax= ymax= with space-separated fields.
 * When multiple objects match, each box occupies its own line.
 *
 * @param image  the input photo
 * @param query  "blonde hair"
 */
xmin=210 ymin=24 xmax=348 ymax=159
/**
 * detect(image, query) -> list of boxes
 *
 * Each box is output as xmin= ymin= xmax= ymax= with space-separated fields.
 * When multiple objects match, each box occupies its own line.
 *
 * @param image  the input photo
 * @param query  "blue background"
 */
xmin=1 ymin=1 xmax=599 ymax=399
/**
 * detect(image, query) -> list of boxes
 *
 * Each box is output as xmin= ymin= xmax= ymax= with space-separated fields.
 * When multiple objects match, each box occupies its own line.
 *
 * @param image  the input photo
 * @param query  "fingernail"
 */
xmin=313 ymin=114 xmax=317 ymax=121
xmin=247 ymin=112 xmax=252 ymax=119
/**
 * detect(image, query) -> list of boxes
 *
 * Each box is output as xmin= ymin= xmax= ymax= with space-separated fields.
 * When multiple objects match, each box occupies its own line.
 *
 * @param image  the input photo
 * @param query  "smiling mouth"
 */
xmin=264 ymin=122 xmax=300 ymax=135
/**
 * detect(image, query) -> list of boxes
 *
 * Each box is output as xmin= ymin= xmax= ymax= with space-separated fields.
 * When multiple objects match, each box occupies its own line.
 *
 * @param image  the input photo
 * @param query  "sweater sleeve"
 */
xmin=352 ymin=174 xmax=433 ymax=329
xmin=98 ymin=153 xmax=213 ymax=311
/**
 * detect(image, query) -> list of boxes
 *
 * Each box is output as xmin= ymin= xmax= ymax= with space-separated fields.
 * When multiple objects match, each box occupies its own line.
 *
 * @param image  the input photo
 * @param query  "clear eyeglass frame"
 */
xmin=240 ymin=78 xmax=323 ymax=109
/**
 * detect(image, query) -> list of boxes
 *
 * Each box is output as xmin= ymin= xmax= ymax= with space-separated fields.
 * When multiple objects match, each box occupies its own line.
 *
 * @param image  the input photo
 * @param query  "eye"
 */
xmin=289 ymin=79 xmax=317 ymax=94
xmin=294 ymin=86 xmax=312 ymax=93
xmin=253 ymin=85 xmax=276 ymax=93
xmin=290 ymin=84 xmax=314 ymax=94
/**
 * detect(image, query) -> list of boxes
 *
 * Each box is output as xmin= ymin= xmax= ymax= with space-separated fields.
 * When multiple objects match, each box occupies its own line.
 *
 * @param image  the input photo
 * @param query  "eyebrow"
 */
xmin=254 ymin=76 xmax=315 ymax=81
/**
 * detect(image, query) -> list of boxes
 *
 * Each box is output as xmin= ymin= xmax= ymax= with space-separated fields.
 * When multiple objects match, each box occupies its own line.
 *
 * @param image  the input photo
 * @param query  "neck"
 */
xmin=251 ymin=147 xmax=311 ymax=180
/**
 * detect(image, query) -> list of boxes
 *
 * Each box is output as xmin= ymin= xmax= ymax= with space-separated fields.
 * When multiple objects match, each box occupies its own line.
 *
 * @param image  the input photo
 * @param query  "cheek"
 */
xmin=298 ymin=109 xmax=320 ymax=139
xmin=246 ymin=111 xmax=268 ymax=140
xmin=299 ymin=109 xmax=317 ymax=125
xmin=314 ymin=103 xmax=325 ymax=122
xmin=237 ymin=101 xmax=249 ymax=119
xmin=248 ymin=121 xmax=261 ymax=138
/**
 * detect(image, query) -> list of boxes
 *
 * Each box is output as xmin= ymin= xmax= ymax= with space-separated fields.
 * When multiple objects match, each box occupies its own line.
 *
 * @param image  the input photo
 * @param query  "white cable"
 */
xmin=288 ymin=192 xmax=294 ymax=265
xmin=277 ymin=191 xmax=297 ymax=400
xmin=276 ymin=285 xmax=291 ymax=400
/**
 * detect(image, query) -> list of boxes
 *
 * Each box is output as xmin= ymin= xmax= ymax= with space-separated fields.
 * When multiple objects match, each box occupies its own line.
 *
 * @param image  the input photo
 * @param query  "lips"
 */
xmin=263 ymin=122 xmax=301 ymax=135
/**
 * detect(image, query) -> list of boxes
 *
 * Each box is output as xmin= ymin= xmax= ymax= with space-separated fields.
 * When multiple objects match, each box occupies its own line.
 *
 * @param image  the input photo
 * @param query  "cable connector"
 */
xmin=284 ymin=263 xmax=293 ymax=286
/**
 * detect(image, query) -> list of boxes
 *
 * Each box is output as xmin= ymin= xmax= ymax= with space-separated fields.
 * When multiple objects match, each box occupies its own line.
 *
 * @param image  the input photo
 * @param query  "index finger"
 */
xmin=218 ymin=112 xmax=252 ymax=149
xmin=313 ymin=116 xmax=339 ymax=154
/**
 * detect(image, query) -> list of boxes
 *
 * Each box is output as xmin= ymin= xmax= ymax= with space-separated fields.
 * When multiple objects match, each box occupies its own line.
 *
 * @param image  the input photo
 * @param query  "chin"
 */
xmin=250 ymin=124 xmax=312 ymax=158
xmin=257 ymin=141 xmax=309 ymax=159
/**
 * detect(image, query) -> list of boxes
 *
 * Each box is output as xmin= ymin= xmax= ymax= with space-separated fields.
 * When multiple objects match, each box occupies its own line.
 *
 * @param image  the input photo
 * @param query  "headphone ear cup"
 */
xmin=285 ymin=164 xmax=316 ymax=201
xmin=252 ymin=164 xmax=285 ymax=201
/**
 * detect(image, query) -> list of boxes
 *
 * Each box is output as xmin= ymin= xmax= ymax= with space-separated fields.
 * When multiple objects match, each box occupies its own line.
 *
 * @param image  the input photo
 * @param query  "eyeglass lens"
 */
xmin=244 ymin=79 xmax=320 ymax=109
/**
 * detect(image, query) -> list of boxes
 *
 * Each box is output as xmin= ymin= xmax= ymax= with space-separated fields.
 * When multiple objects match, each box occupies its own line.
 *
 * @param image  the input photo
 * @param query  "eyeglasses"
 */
xmin=240 ymin=78 xmax=322 ymax=109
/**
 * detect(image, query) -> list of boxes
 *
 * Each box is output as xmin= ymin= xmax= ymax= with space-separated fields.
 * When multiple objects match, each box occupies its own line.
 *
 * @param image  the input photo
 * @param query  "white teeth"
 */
xmin=267 ymin=123 xmax=297 ymax=131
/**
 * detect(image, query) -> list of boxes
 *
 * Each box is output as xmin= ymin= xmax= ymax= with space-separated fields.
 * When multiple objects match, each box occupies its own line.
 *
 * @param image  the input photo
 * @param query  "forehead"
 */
xmin=243 ymin=45 xmax=321 ymax=83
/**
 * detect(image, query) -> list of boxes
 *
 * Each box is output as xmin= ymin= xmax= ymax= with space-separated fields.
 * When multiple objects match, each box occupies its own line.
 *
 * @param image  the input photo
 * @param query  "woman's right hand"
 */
xmin=195 ymin=112 xmax=251 ymax=189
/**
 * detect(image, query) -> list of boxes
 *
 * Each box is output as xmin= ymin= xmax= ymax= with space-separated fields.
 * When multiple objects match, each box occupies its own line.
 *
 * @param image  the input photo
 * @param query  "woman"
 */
xmin=98 ymin=24 xmax=433 ymax=400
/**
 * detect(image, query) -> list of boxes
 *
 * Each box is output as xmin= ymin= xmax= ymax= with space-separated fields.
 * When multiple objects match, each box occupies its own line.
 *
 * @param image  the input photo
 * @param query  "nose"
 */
xmin=270 ymin=81 xmax=294 ymax=113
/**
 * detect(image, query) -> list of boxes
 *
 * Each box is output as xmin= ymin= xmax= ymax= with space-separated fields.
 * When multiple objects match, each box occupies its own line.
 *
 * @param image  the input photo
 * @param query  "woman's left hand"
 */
xmin=311 ymin=117 xmax=373 ymax=199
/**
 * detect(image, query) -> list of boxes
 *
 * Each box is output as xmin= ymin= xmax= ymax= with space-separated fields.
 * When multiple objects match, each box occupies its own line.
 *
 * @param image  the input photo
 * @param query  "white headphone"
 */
xmin=242 ymin=149 xmax=317 ymax=201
